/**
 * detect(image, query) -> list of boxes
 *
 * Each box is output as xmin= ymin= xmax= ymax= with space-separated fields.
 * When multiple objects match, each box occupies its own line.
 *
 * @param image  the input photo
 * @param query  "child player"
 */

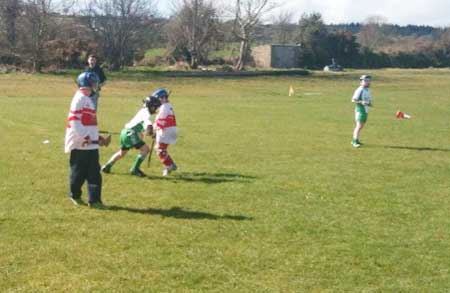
xmin=65 ymin=72 xmax=107 ymax=208
xmin=101 ymin=95 xmax=161 ymax=177
xmin=351 ymin=75 xmax=373 ymax=148
xmin=152 ymin=88 xmax=178 ymax=176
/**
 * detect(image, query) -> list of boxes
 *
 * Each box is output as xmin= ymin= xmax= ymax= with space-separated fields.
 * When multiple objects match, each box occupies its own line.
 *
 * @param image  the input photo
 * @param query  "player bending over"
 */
xmin=101 ymin=95 xmax=161 ymax=177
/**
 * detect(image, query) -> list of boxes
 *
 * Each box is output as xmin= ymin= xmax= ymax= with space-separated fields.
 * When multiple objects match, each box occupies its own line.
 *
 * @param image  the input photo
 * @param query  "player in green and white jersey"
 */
xmin=101 ymin=95 xmax=161 ymax=177
xmin=351 ymin=75 xmax=373 ymax=148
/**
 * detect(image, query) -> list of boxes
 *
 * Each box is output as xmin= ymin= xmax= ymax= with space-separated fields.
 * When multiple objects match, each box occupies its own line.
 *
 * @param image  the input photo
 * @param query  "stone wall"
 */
xmin=252 ymin=45 xmax=302 ymax=69
xmin=271 ymin=45 xmax=301 ymax=68
xmin=252 ymin=45 xmax=272 ymax=68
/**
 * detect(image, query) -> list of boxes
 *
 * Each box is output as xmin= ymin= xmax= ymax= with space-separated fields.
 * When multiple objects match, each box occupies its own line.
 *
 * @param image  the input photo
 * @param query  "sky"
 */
xmin=158 ymin=0 xmax=450 ymax=27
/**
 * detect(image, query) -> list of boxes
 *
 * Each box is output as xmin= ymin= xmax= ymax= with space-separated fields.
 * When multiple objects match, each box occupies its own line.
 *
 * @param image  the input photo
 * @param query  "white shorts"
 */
xmin=156 ymin=127 xmax=177 ymax=145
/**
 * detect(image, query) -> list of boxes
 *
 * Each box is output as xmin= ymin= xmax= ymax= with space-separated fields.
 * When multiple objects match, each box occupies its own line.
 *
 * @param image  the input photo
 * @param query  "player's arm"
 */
xmin=351 ymin=88 xmax=364 ymax=104
xmin=362 ymin=96 xmax=373 ymax=107
xmin=143 ymin=110 xmax=154 ymax=136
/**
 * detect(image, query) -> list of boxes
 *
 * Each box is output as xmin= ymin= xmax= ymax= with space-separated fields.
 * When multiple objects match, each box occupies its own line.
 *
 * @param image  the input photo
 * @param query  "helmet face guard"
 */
xmin=143 ymin=96 xmax=161 ymax=114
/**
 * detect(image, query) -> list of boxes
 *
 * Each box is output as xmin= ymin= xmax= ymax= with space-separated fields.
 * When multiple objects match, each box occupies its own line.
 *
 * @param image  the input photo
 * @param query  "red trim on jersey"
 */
xmin=68 ymin=116 xmax=80 ymax=121
xmin=71 ymin=108 xmax=96 ymax=114
xmin=156 ymin=115 xmax=176 ymax=129
xmin=83 ymin=108 xmax=96 ymax=114
xmin=81 ymin=113 xmax=97 ymax=126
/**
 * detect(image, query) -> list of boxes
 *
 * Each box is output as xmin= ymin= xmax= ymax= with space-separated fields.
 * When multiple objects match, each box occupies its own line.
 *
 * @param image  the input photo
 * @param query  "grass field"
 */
xmin=1 ymin=69 xmax=450 ymax=291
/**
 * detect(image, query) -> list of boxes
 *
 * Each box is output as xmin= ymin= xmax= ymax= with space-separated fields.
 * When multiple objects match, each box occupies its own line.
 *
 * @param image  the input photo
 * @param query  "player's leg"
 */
xmin=102 ymin=129 xmax=131 ymax=173
xmin=352 ymin=121 xmax=364 ymax=146
xmin=157 ymin=143 xmax=177 ymax=176
xmin=85 ymin=149 xmax=103 ymax=206
xmin=69 ymin=149 xmax=88 ymax=204
xmin=352 ymin=110 xmax=367 ymax=147
xmin=130 ymin=142 xmax=149 ymax=177
xmin=102 ymin=149 xmax=128 ymax=173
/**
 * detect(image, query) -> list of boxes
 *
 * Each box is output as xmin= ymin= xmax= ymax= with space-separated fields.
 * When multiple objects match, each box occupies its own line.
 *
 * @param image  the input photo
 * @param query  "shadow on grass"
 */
xmin=145 ymin=172 xmax=258 ymax=184
xmin=107 ymin=205 xmax=253 ymax=221
xmin=106 ymin=172 xmax=257 ymax=184
xmin=379 ymin=145 xmax=450 ymax=152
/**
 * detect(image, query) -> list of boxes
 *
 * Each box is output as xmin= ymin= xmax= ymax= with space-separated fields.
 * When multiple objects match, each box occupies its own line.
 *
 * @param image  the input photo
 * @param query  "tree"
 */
xmin=231 ymin=0 xmax=276 ymax=71
xmin=166 ymin=0 xmax=219 ymax=68
xmin=272 ymin=10 xmax=294 ymax=44
xmin=296 ymin=13 xmax=329 ymax=67
xmin=326 ymin=31 xmax=360 ymax=68
xmin=20 ymin=0 xmax=58 ymax=72
xmin=84 ymin=0 xmax=157 ymax=70
xmin=0 ymin=0 xmax=21 ymax=51
xmin=358 ymin=15 xmax=388 ymax=51
xmin=0 ymin=0 xmax=22 ymax=63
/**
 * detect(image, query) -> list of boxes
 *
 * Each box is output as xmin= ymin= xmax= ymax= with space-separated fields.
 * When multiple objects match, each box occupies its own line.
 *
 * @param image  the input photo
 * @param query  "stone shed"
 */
xmin=252 ymin=44 xmax=302 ymax=69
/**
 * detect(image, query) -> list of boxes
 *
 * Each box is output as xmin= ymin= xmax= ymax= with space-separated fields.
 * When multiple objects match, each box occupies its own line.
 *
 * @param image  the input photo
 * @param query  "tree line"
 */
xmin=1 ymin=0 xmax=450 ymax=72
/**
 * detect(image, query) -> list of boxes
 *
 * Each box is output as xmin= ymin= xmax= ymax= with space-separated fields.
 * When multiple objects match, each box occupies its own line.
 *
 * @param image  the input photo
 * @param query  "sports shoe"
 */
xmin=162 ymin=163 xmax=177 ymax=176
xmin=352 ymin=141 xmax=361 ymax=148
xmin=88 ymin=202 xmax=108 ymax=209
xmin=130 ymin=168 xmax=146 ymax=177
xmin=69 ymin=197 xmax=84 ymax=206
xmin=101 ymin=164 xmax=112 ymax=173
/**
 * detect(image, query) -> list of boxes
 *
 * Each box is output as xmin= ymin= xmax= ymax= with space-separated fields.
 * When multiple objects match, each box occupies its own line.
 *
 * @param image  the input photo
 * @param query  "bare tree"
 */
xmin=84 ymin=0 xmax=157 ymax=70
xmin=166 ymin=0 xmax=219 ymax=68
xmin=19 ymin=0 xmax=58 ymax=72
xmin=230 ymin=0 xmax=276 ymax=70
xmin=272 ymin=10 xmax=294 ymax=44
xmin=358 ymin=15 xmax=388 ymax=51
xmin=0 ymin=0 xmax=21 ymax=52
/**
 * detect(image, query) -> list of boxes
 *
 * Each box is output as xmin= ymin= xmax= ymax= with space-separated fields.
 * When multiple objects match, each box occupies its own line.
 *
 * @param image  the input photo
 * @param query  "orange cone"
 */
xmin=396 ymin=111 xmax=412 ymax=119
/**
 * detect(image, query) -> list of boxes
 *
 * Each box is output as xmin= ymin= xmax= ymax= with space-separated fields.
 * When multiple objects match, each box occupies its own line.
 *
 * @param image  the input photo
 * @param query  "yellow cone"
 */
xmin=289 ymin=85 xmax=295 ymax=97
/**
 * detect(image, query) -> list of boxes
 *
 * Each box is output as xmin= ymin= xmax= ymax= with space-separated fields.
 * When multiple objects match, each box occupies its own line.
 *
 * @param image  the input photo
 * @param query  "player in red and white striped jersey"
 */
xmin=152 ymin=88 xmax=178 ymax=176
xmin=65 ymin=72 xmax=105 ymax=208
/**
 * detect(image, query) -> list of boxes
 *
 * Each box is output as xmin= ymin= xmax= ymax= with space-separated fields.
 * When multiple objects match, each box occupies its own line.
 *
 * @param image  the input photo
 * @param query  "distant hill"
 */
xmin=327 ymin=23 xmax=443 ymax=37
xmin=253 ymin=22 xmax=444 ymax=46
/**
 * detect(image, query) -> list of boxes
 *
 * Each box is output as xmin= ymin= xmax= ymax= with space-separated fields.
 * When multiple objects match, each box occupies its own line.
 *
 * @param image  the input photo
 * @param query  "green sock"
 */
xmin=131 ymin=154 xmax=146 ymax=170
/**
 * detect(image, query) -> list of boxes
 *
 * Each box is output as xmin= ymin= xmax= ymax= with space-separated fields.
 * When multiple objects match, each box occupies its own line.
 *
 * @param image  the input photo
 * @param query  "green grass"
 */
xmin=209 ymin=43 xmax=240 ymax=60
xmin=1 ymin=69 xmax=450 ymax=291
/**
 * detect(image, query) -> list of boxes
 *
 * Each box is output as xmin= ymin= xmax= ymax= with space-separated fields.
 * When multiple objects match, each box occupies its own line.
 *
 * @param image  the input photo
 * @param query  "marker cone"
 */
xmin=396 ymin=111 xmax=412 ymax=119
xmin=289 ymin=85 xmax=295 ymax=97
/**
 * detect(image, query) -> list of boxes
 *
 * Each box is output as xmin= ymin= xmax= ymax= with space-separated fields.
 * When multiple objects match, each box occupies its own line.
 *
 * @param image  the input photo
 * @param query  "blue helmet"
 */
xmin=77 ymin=71 xmax=99 ymax=89
xmin=150 ymin=88 xmax=169 ymax=100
